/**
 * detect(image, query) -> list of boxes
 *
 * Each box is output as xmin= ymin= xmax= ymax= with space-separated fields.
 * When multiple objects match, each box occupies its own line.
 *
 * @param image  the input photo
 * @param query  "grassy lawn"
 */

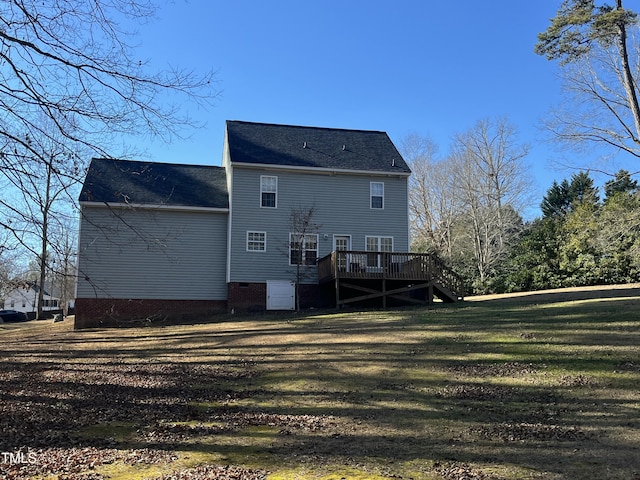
xmin=1 ymin=285 xmax=639 ymax=479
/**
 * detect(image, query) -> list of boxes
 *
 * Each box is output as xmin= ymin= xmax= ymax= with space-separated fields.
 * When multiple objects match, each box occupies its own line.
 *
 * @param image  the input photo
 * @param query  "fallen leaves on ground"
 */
xmin=0 ymin=358 xmax=298 ymax=479
xmin=472 ymin=422 xmax=590 ymax=442
xmin=445 ymin=361 xmax=542 ymax=377
xmin=153 ymin=464 xmax=267 ymax=480
xmin=1 ymin=447 xmax=178 ymax=479
xmin=433 ymin=461 xmax=498 ymax=480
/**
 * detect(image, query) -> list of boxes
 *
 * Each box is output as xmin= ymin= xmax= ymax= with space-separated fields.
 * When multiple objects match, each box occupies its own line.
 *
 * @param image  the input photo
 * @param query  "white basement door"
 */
xmin=266 ymin=281 xmax=295 ymax=310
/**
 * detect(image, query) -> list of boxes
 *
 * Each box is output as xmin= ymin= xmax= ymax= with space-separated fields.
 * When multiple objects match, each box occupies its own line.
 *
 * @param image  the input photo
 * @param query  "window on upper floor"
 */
xmin=370 ymin=182 xmax=384 ymax=209
xmin=261 ymin=175 xmax=277 ymax=208
xmin=289 ymin=233 xmax=318 ymax=266
xmin=247 ymin=231 xmax=266 ymax=252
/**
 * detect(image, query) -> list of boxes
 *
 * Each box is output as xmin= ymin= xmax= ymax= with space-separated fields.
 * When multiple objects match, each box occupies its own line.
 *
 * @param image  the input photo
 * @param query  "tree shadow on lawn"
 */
xmin=3 ymin=361 xmax=636 ymax=479
xmin=1 ymin=294 xmax=639 ymax=479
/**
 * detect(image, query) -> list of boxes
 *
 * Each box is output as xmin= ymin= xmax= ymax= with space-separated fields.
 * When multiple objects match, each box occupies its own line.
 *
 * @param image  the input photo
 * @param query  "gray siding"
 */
xmin=228 ymin=166 xmax=409 ymax=284
xmin=77 ymin=206 xmax=228 ymax=300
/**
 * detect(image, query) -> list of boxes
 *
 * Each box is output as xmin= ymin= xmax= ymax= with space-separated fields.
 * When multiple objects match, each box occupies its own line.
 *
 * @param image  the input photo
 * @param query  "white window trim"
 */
xmin=365 ymin=235 xmax=394 ymax=252
xmin=260 ymin=175 xmax=278 ymax=208
xmin=365 ymin=235 xmax=394 ymax=268
xmin=332 ymin=234 xmax=352 ymax=251
xmin=246 ymin=231 xmax=267 ymax=252
xmin=370 ymin=181 xmax=384 ymax=209
xmin=289 ymin=233 xmax=319 ymax=266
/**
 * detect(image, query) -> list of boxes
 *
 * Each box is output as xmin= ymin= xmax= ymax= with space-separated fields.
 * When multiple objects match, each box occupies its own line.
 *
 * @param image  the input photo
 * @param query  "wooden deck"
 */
xmin=317 ymin=251 xmax=465 ymax=307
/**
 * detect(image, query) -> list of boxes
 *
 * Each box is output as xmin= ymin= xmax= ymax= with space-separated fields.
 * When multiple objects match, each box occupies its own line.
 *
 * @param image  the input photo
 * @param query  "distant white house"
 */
xmin=2 ymin=283 xmax=60 ymax=314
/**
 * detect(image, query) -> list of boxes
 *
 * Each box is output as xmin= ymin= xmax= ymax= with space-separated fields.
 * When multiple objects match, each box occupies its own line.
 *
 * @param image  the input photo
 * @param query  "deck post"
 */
xmin=382 ymin=279 xmax=387 ymax=308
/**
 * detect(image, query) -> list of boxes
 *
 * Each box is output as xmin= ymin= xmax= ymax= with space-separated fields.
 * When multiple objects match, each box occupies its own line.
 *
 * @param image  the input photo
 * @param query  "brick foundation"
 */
xmin=228 ymin=282 xmax=330 ymax=313
xmin=74 ymin=298 xmax=228 ymax=329
xmin=228 ymin=282 xmax=267 ymax=313
xmin=75 ymin=283 xmax=334 ymax=328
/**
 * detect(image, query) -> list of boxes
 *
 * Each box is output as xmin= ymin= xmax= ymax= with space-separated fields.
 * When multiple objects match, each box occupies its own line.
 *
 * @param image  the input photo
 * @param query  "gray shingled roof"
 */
xmin=226 ymin=121 xmax=411 ymax=174
xmin=79 ymin=158 xmax=229 ymax=209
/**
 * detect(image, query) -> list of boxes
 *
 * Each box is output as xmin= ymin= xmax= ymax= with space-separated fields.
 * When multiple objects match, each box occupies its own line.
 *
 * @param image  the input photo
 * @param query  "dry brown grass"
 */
xmin=1 ymin=285 xmax=639 ymax=479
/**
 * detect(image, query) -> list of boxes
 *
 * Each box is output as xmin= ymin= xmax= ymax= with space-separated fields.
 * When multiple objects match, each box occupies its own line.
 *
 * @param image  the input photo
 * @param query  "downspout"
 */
xmin=223 ymin=127 xmax=233 ymax=289
xmin=406 ymin=175 xmax=411 ymax=251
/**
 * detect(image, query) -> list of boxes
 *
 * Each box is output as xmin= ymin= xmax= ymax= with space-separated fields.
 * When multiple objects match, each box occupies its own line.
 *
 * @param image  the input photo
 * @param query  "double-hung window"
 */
xmin=261 ymin=176 xmax=277 ymax=208
xmin=365 ymin=236 xmax=393 ymax=268
xmin=246 ymin=231 xmax=266 ymax=252
xmin=289 ymin=233 xmax=318 ymax=266
xmin=370 ymin=182 xmax=384 ymax=209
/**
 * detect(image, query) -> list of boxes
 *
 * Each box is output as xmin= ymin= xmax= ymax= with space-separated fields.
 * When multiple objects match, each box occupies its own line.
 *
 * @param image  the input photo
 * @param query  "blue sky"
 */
xmin=133 ymin=1 xmax=636 ymax=216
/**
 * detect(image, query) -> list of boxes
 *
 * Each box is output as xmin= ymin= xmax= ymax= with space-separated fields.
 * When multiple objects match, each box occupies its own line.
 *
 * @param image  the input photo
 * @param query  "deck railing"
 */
xmin=317 ymin=250 xmax=465 ymax=298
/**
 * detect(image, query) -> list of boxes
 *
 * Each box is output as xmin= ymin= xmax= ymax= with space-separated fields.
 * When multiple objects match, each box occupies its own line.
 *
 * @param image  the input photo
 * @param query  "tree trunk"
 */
xmin=36 ymin=159 xmax=53 ymax=320
xmin=616 ymin=0 xmax=640 ymax=144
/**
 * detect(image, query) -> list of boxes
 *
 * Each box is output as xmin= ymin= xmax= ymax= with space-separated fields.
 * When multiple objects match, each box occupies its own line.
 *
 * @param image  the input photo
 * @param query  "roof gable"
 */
xmin=226 ymin=121 xmax=411 ymax=174
xmin=79 ymin=158 xmax=228 ymax=209
xmin=5 ymin=282 xmax=54 ymax=297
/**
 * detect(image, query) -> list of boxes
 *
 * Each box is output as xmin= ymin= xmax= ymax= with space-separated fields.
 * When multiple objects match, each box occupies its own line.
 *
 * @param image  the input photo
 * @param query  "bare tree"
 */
xmin=0 ymin=1 xmax=215 ymax=153
xmin=289 ymin=205 xmax=320 ymax=311
xmin=400 ymin=133 xmax=461 ymax=257
xmin=50 ymin=227 xmax=77 ymax=318
xmin=0 ymin=0 xmax=217 ymax=257
xmin=535 ymin=0 xmax=640 ymax=157
xmin=448 ymin=118 xmax=532 ymax=289
xmin=0 ymin=232 xmax=20 ymax=302
xmin=1 ymin=116 xmax=81 ymax=318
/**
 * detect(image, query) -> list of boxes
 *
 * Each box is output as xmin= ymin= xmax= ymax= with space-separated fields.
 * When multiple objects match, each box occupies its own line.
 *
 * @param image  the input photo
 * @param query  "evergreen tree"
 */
xmin=541 ymin=172 xmax=599 ymax=219
xmin=559 ymin=200 xmax=601 ymax=286
xmin=500 ymin=218 xmax=564 ymax=292
xmin=568 ymin=171 xmax=599 ymax=206
xmin=541 ymin=179 xmax=572 ymax=217
xmin=597 ymin=192 xmax=640 ymax=282
xmin=500 ymin=170 xmax=640 ymax=292
xmin=604 ymin=169 xmax=639 ymax=201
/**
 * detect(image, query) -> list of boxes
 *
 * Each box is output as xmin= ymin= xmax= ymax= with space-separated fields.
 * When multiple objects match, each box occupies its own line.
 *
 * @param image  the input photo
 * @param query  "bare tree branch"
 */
xmin=0 ymin=0 xmax=218 ymax=291
xmin=536 ymin=0 xmax=640 ymax=158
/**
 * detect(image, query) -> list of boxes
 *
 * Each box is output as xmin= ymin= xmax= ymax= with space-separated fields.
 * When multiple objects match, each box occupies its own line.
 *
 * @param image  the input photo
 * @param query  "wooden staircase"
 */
xmin=427 ymin=255 xmax=465 ymax=302
xmin=432 ymin=282 xmax=458 ymax=303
